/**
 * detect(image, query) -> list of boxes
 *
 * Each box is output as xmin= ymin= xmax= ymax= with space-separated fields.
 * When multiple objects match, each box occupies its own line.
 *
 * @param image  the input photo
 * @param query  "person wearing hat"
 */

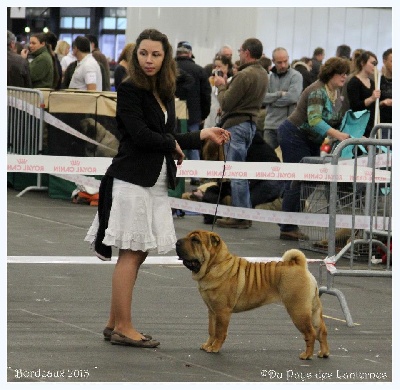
xmin=175 ymin=41 xmax=211 ymax=186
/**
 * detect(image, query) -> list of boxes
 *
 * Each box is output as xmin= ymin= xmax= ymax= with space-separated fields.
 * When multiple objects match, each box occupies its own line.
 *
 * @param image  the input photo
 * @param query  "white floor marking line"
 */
xmin=7 ymin=210 xmax=88 ymax=230
xmin=18 ymin=308 xmax=101 ymax=337
xmin=7 ymin=256 xmax=324 ymax=265
xmin=16 ymin=309 xmax=245 ymax=380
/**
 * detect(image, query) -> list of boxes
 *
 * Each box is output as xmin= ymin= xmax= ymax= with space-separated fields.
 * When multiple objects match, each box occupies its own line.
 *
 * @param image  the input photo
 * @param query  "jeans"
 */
xmin=277 ymin=120 xmax=320 ymax=232
xmin=186 ymin=122 xmax=200 ymax=180
xmin=225 ymin=121 xmax=256 ymax=209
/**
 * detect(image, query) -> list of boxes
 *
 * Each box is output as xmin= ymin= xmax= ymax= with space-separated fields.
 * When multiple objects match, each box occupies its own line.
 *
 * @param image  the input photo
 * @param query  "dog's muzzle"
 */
xmin=176 ymin=239 xmax=202 ymax=273
xmin=182 ymin=259 xmax=202 ymax=273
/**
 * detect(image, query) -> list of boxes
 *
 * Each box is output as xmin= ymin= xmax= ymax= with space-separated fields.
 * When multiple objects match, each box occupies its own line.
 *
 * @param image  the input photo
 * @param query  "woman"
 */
xmin=55 ymin=40 xmax=70 ymax=62
xmin=379 ymin=48 xmax=392 ymax=138
xmin=20 ymin=32 xmax=54 ymax=88
xmin=346 ymin=50 xmax=381 ymax=138
xmin=113 ymin=42 xmax=135 ymax=90
xmin=232 ymin=60 xmax=240 ymax=76
xmin=204 ymin=54 xmax=232 ymax=128
xmin=277 ymin=57 xmax=350 ymax=241
xmin=84 ymin=29 xmax=229 ymax=348
xmin=292 ymin=57 xmax=313 ymax=91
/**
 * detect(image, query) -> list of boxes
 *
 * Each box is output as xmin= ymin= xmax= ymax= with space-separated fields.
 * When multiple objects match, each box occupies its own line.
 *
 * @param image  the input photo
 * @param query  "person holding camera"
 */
xmin=204 ymin=54 xmax=232 ymax=129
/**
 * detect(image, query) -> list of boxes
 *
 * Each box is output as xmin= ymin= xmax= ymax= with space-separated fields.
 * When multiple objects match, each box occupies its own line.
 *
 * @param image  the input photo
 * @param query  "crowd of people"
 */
xmin=8 ymin=29 xmax=392 ymax=233
xmin=7 ymin=30 xmax=111 ymax=91
xmin=7 ymin=26 xmax=392 ymax=348
xmin=195 ymin=42 xmax=391 ymax=233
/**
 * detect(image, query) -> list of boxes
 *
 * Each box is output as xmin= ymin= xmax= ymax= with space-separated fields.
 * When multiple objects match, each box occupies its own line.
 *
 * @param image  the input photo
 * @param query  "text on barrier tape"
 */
xmin=6 ymin=155 xmax=391 ymax=183
xmin=7 ymin=163 xmax=390 ymax=231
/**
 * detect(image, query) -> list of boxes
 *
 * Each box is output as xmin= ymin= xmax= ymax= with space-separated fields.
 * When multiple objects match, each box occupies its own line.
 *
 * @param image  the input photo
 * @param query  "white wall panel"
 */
xmin=126 ymin=7 xmax=391 ymax=66
xmin=276 ymin=8 xmax=296 ymax=52
xmin=326 ymin=8 xmax=347 ymax=56
xmin=292 ymin=8 xmax=313 ymax=61
xmin=255 ymin=7 xmax=279 ymax=56
xmin=377 ymin=9 xmax=393 ymax=57
xmin=359 ymin=8 xmax=379 ymax=52
xmin=309 ymin=8 xmax=330 ymax=56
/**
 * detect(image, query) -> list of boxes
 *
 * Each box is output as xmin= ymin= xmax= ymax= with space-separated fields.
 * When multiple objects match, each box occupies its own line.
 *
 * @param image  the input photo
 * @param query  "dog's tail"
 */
xmin=281 ymin=249 xmax=307 ymax=268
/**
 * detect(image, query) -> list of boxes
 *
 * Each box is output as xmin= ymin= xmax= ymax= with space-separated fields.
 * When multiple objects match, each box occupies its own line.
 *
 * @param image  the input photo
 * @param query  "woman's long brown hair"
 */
xmin=127 ymin=28 xmax=177 ymax=101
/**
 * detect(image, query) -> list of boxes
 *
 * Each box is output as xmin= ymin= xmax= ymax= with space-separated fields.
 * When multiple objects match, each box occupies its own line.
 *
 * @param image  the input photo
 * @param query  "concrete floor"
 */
xmin=6 ymin=187 xmax=394 ymax=385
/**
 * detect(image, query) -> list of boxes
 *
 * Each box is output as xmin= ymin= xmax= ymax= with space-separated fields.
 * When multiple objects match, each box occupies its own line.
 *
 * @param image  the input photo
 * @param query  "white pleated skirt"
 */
xmin=84 ymin=159 xmax=176 ymax=254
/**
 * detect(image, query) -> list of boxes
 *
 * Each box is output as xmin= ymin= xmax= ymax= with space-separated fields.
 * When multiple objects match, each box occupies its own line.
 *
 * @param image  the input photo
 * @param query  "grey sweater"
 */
xmin=263 ymin=68 xmax=303 ymax=130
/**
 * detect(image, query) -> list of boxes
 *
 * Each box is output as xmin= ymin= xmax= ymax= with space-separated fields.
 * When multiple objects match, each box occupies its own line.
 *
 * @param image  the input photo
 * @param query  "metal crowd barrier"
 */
xmin=314 ymin=126 xmax=392 ymax=327
xmin=7 ymin=86 xmax=48 ymax=197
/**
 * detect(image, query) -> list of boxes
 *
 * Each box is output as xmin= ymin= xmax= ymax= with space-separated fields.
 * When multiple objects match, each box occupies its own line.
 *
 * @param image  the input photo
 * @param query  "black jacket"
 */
xmin=106 ymin=81 xmax=203 ymax=189
xmin=175 ymin=56 xmax=211 ymax=124
xmin=246 ymin=132 xmax=281 ymax=190
xmin=7 ymin=49 xmax=32 ymax=88
xmin=293 ymin=62 xmax=313 ymax=91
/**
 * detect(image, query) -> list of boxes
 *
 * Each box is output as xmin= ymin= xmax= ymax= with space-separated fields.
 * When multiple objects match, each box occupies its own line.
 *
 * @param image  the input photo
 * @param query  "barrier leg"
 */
xmin=16 ymin=173 xmax=48 ymax=197
xmin=319 ymin=286 xmax=355 ymax=327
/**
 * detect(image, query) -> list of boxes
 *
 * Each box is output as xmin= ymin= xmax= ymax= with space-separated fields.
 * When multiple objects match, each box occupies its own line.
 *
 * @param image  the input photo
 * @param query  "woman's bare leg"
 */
xmin=105 ymin=249 xmax=147 ymax=340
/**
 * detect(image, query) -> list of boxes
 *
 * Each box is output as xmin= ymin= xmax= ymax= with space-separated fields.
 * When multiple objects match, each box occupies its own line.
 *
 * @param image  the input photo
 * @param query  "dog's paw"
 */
xmin=299 ymin=352 xmax=313 ymax=360
xmin=200 ymin=343 xmax=220 ymax=353
xmin=317 ymin=350 xmax=330 ymax=358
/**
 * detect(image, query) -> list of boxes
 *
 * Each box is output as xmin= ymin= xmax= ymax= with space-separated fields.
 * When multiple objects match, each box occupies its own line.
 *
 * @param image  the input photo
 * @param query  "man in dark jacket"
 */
xmin=7 ymin=30 xmax=31 ymax=87
xmin=175 ymin=41 xmax=211 ymax=185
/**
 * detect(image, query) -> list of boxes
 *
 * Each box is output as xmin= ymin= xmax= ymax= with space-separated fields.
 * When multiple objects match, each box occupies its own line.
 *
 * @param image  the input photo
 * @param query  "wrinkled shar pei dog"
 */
xmin=175 ymin=230 xmax=330 ymax=360
xmin=80 ymin=118 xmax=119 ymax=158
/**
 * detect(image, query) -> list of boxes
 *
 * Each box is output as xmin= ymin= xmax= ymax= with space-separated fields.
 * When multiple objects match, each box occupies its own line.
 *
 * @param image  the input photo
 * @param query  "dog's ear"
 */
xmin=210 ymin=233 xmax=220 ymax=247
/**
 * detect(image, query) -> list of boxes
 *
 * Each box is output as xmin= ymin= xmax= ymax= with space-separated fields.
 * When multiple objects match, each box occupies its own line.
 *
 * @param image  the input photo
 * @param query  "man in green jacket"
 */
xmin=213 ymin=37 xmax=269 ymax=229
xmin=20 ymin=32 xmax=54 ymax=88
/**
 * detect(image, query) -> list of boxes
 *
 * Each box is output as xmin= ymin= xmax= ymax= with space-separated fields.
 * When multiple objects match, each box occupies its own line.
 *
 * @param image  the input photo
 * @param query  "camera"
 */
xmin=213 ymin=69 xmax=223 ymax=77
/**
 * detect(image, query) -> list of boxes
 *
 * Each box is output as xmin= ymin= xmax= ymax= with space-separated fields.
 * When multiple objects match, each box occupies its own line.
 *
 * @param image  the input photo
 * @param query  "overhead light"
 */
xmin=24 ymin=26 xmax=30 ymax=33
xmin=43 ymin=26 xmax=49 ymax=33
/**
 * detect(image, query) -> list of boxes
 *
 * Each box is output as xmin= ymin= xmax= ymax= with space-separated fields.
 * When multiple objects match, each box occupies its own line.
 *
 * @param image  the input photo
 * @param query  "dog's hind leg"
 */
xmin=284 ymin=301 xmax=316 ymax=360
xmin=312 ymin=294 xmax=330 ymax=358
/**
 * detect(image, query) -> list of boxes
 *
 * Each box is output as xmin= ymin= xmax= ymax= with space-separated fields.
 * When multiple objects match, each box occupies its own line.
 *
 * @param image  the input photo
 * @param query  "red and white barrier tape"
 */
xmin=8 ymin=96 xmax=116 ymax=153
xmin=324 ymin=256 xmax=337 ymax=274
xmin=7 ymin=155 xmax=391 ymax=183
xmin=6 ymin=160 xmax=390 ymax=231
xmin=168 ymin=198 xmax=389 ymax=231
xmin=8 ymin=96 xmax=391 ymax=172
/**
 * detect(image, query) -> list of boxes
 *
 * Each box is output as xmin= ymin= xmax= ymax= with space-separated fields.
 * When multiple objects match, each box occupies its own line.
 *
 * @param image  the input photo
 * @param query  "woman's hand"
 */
xmin=380 ymin=98 xmax=392 ymax=107
xmin=371 ymin=89 xmax=381 ymax=102
xmin=200 ymin=127 xmax=230 ymax=145
xmin=173 ymin=141 xmax=185 ymax=166
xmin=213 ymin=75 xmax=226 ymax=87
xmin=327 ymin=128 xmax=350 ymax=142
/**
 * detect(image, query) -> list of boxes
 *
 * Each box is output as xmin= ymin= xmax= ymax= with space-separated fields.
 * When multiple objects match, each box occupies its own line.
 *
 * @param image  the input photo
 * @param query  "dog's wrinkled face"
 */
xmin=80 ymin=118 xmax=97 ymax=138
xmin=176 ymin=230 xmax=221 ymax=273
